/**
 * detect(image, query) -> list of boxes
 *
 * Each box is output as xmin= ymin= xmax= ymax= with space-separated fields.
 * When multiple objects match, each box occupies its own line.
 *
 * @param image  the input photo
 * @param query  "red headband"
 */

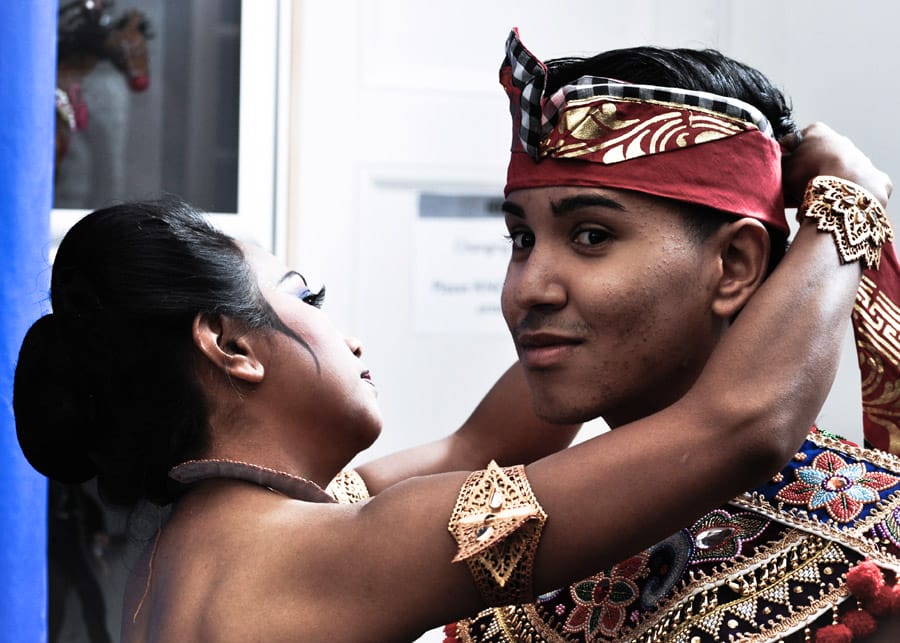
xmin=506 ymin=131 xmax=786 ymax=232
xmin=501 ymin=29 xmax=788 ymax=233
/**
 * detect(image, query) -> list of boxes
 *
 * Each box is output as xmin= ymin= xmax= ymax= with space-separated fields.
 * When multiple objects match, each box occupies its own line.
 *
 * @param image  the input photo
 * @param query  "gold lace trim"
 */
xmin=630 ymin=533 xmax=851 ymax=643
xmin=458 ymin=530 xmax=854 ymax=643
xmin=449 ymin=460 xmax=547 ymax=606
xmin=325 ymin=469 xmax=371 ymax=504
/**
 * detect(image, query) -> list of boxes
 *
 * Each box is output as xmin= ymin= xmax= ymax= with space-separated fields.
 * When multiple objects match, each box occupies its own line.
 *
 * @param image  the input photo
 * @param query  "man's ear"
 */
xmin=192 ymin=313 xmax=265 ymax=383
xmin=710 ymin=219 xmax=770 ymax=319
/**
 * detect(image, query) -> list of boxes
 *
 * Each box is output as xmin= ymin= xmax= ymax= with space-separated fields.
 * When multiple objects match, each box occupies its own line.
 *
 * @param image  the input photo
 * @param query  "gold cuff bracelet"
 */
xmin=798 ymin=175 xmax=893 ymax=270
xmin=448 ymin=460 xmax=547 ymax=606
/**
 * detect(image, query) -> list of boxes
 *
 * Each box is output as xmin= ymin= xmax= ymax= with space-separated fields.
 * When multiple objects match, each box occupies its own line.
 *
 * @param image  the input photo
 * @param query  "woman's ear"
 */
xmin=192 ymin=313 xmax=265 ymax=383
xmin=710 ymin=219 xmax=770 ymax=319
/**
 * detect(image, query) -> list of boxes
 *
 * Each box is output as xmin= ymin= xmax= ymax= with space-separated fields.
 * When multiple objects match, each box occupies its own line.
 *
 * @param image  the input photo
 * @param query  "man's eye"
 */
xmin=574 ymin=228 xmax=611 ymax=246
xmin=506 ymin=230 xmax=535 ymax=249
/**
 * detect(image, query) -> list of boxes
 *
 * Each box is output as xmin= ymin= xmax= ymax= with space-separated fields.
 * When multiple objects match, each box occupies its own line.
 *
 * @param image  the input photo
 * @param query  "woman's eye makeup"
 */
xmin=279 ymin=271 xmax=326 ymax=308
xmin=300 ymin=285 xmax=326 ymax=308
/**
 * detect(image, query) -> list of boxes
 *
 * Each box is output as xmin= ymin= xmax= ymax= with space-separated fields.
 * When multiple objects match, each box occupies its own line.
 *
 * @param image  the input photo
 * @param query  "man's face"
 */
xmin=501 ymin=186 xmax=727 ymax=428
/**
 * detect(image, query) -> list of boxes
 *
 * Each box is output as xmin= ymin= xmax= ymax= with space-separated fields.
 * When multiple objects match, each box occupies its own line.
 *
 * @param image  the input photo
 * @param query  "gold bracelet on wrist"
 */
xmin=797 ymin=175 xmax=893 ymax=270
xmin=448 ymin=460 xmax=547 ymax=606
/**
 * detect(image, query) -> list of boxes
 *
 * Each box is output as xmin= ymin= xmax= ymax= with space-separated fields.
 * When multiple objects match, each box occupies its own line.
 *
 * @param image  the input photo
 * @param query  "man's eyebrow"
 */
xmin=551 ymin=193 xmax=627 ymax=216
xmin=501 ymin=200 xmax=526 ymax=218
xmin=277 ymin=271 xmax=308 ymax=286
xmin=502 ymin=194 xmax=627 ymax=218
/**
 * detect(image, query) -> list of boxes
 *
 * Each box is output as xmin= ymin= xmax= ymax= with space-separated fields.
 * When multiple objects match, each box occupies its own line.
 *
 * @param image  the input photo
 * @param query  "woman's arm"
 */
xmin=355 ymin=361 xmax=581 ymax=494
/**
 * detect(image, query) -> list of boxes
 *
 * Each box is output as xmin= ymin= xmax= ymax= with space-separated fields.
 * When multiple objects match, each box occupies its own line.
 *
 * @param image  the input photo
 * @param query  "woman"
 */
xmin=14 ymin=127 xmax=890 ymax=641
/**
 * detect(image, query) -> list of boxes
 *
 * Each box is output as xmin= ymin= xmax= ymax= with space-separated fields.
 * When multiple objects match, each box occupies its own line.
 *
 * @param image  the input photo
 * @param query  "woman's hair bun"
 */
xmin=14 ymin=314 xmax=98 ymax=483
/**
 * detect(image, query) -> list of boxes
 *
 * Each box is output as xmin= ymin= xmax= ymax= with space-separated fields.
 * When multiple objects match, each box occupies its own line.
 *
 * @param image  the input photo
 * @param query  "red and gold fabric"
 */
xmin=855 ymin=244 xmax=900 ymax=455
xmin=500 ymin=28 xmax=786 ymax=233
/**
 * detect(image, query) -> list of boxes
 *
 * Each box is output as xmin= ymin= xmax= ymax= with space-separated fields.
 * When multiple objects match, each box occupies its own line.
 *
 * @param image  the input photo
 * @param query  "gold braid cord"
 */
xmin=325 ymin=469 xmax=371 ymax=504
xmin=798 ymin=175 xmax=893 ymax=269
xmin=448 ymin=460 xmax=547 ymax=606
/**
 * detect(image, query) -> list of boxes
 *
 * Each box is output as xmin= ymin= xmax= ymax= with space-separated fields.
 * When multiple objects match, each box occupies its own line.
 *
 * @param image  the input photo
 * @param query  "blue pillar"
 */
xmin=0 ymin=2 xmax=57 ymax=641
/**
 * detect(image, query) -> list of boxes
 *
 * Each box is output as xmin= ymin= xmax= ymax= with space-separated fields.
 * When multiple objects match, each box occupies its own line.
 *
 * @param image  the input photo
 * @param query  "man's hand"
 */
xmin=782 ymin=122 xmax=892 ymax=208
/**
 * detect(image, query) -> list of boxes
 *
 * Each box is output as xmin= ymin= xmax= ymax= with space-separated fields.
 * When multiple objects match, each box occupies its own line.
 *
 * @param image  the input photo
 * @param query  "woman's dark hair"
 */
xmin=14 ymin=197 xmax=286 ymax=506
xmin=545 ymin=46 xmax=795 ymax=272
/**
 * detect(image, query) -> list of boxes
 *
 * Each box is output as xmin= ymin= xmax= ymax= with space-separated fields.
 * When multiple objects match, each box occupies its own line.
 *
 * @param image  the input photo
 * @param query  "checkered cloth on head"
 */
xmin=503 ymin=28 xmax=548 ymax=157
xmin=501 ymin=29 xmax=775 ymax=160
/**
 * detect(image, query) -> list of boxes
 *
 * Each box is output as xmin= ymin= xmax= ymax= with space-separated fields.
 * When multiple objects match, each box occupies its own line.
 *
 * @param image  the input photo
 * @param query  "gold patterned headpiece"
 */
xmin=500 ymin=28 xmax=788 ymax=233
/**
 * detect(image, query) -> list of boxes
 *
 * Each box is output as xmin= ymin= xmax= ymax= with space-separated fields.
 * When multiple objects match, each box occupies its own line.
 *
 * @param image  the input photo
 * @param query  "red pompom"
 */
xmin=868 ymin=584 xmax=894 ymax=616
xmin=814 ymin=623 xmax=853 ymax=643
xmin=842 ymin=609 xmax=878 ymax=638
xmin=888 ymin=584 xmax=900 ymax=615
xmin=846 ymin=561 xmax=885 ymax=601
xmin=442 ymin=622 xmax=460 ymax=643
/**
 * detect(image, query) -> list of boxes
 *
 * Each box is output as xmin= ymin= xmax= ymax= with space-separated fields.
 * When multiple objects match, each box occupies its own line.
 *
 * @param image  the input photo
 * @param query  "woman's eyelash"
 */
xmin=301 ymin=285 xmax=326 ymax=308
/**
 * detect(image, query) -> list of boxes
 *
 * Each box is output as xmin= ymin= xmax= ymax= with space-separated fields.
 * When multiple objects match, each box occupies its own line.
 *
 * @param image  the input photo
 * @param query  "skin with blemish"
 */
xmin=501 ymin=186 xmax=726 ymax=427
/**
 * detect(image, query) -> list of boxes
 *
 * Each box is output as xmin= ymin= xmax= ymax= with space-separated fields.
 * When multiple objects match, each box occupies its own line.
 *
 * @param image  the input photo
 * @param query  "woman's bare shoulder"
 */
xmin=122 ymin=482 xmax=364 ymax=642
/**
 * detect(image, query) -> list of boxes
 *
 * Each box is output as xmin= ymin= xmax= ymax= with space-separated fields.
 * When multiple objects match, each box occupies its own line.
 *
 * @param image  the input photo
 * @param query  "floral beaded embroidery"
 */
xmin=774 ymin=450 xmax=900 ymax=523
xmin=872 ymin=506 xmax=900 ymax=548
xmin=640 ymin=530 xmax=692 ymax=609
xmin=449 ymin=429 xmax=900 ymax=643
xmin=562 ymin=554 xmax=649 ymax=639
xmin=688 ymin=509 xmax=769 ymax=564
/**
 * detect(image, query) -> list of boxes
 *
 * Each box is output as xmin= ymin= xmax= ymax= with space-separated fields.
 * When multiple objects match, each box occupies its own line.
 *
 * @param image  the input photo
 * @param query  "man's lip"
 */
xmin=515 ymin=331 xmax=583 ymax=348
xmin=515 ymin=332 xmax=583 ymax=368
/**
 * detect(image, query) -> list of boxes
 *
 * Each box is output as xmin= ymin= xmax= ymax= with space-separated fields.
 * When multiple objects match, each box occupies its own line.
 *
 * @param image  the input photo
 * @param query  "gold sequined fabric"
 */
xmin=798 ymin=175 xmax=893 ymax=269
xmin=449 ymin=460 xmax=548 ymax=606
xmin=325 ymin=469 xmax=371 ymax=504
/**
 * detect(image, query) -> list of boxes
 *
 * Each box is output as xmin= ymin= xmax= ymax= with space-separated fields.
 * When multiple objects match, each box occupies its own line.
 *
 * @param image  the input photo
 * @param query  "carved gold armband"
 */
xmin=798 ymin=175 xmax=893 ymax=269
xmin=448 ymin=460 xmax=547 ymax=606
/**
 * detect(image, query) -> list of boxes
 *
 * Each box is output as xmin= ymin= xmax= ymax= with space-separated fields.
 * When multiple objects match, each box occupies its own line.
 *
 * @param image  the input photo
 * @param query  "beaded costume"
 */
xmin=447 ymin=429 xmax=900 ymax=642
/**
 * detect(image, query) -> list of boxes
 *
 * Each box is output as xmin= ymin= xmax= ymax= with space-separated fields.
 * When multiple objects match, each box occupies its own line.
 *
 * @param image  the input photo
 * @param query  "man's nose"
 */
xmin=505 ymin=251 xmax=567 ymax=311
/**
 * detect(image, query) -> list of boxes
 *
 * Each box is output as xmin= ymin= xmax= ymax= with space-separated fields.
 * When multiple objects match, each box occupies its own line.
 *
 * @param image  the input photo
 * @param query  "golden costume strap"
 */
xmin=798 ymin=175 xmax=893 ymax=269
xmin=325 ymin=469 xmax=371 ymax=504
xmin=448 ymin=460 xmax=547 ymax=606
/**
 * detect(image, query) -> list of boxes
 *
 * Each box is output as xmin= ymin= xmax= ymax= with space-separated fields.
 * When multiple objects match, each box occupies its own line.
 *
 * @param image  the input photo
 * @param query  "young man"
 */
xmin=441 ymin=30 xmax=900 ymax=642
